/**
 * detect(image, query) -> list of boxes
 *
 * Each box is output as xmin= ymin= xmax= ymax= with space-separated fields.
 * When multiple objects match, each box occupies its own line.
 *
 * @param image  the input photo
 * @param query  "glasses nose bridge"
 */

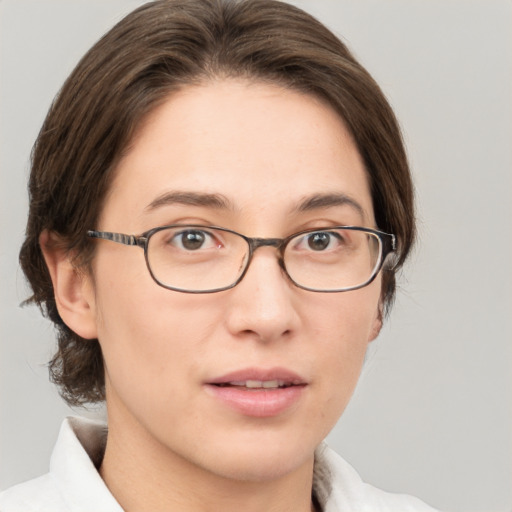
xmin=242 ymin=236 xmax=288 ymax=282
xmin=248 ymin=236 xmax=285 ymax=253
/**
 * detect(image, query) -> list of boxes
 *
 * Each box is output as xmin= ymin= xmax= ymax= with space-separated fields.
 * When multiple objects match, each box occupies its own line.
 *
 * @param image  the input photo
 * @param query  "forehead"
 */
xmin=102 ymin=79 xmax=374 ymax=230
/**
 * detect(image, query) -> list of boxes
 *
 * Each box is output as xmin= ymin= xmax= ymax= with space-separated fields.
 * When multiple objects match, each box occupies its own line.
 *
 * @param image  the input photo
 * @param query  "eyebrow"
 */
xmin=295 ymin=193 xmax=366 ymax=219
xmin=144 ymin=190 xmax=366 ymax=220
xmin=144 ymin=191 xmax=234 ymax=212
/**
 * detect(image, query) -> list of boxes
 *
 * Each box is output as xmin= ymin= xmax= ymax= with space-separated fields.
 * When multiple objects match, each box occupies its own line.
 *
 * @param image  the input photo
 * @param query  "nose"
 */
xmin=224 ymin=247 xmax=300 ymax=343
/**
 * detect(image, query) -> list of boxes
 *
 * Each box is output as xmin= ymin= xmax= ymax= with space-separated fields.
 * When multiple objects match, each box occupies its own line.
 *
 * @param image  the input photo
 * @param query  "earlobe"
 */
xmin=40 ymin=230 xmax=98 ymax=340
xmin=368 ymin=306 xmax=383 ymax=342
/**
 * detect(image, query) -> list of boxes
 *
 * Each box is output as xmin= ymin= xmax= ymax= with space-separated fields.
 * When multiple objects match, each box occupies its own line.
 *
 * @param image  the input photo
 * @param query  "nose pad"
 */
xmin=224 ymin=248 xmax=299 ymax=342
xmin=243 ymin=246 xmax=291 ymax=290
xmin=238 ymin=237 xmax=289 ymax=287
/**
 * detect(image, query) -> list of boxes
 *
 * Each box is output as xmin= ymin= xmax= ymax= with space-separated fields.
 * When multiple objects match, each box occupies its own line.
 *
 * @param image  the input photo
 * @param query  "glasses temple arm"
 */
xmin=87 ymin=230 xmax=142 ymax=247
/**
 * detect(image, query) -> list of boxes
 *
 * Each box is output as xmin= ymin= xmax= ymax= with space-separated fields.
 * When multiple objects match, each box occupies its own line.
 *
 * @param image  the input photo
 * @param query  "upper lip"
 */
xmin=206 ymin=367 xmax=307 ymax=386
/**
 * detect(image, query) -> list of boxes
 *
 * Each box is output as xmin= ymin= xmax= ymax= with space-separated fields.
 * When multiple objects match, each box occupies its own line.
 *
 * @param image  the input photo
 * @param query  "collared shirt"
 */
xmin=0 ymin=417 xmax=439 ymax=511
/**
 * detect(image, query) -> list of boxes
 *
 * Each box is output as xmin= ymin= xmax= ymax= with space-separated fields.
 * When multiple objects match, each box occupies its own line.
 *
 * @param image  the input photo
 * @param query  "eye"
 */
xmin=307 ymin=232 xmax=332 ymax=251
xmin=171 ymin=229 xmax=219 ymax=251
xmin=292 ymin=230 xmax=345 ymax=252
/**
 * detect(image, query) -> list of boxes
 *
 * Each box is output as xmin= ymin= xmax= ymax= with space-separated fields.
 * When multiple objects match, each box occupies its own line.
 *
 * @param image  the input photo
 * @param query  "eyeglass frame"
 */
xmin=87 ymin=224 xmax=396 ymax=294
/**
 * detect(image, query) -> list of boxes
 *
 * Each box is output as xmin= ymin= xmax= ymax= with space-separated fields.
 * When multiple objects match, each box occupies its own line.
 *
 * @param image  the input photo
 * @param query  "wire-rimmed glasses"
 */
xmin=87 ymin=225 xmax=395 ymax=293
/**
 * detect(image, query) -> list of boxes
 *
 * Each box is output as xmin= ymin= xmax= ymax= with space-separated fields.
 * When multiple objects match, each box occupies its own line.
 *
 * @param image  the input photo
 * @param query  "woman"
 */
xmin=1 ymin=0 xmax=439 ymax=510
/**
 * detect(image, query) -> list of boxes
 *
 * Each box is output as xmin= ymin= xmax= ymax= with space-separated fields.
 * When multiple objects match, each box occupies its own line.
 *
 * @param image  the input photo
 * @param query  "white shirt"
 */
xmin=0 ymin=417 xmax=440 ymax=511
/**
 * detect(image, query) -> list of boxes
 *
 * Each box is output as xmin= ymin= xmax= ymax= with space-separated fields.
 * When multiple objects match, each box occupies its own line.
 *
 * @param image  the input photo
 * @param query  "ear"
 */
xmin=40 ymin=230 xmax=98 ymax=340
xmin=368 ymin=304 xmax=383 ymax=342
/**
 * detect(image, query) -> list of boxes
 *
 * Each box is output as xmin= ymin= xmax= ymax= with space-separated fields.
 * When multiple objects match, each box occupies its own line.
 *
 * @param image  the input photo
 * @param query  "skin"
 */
xmin=42 ymin=80 xmax=383 ymax=512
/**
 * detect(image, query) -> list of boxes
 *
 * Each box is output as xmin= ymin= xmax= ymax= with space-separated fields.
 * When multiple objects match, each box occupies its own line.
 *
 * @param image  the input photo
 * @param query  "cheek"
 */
xmin=306 ymin=283 xmax=381 ymax=420
xmin=92 ymin=262 xmax=221 ymax=409
xmin=308 ymin=280 xmax=381 ymax=352
xmin=92 ymin=245 xmax=215 ymax=352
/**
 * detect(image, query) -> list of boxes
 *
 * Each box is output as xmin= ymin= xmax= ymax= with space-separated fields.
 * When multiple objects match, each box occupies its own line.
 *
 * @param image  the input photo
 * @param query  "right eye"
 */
xmin=170 ymin=229 xmax=219 ymax=251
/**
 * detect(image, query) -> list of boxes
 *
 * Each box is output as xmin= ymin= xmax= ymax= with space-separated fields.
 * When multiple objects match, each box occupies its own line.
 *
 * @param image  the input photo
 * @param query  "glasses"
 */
xmin=87 ymin=225 xmax=395 ymax=293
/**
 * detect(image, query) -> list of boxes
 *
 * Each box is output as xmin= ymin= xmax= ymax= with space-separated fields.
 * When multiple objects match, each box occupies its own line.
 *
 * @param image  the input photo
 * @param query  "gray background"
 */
xmin=1 ymin=1 xmax=511 ymax=511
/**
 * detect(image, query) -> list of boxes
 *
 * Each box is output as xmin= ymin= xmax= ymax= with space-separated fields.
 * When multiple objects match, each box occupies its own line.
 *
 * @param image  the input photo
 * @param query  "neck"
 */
xmin=100 ymin=406 xmax=317 ymax=512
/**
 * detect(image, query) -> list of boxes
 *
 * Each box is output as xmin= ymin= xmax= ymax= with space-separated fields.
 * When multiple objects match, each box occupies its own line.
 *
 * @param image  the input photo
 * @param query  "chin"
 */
xmin=196 ymin=434 xmax=317 ymax=483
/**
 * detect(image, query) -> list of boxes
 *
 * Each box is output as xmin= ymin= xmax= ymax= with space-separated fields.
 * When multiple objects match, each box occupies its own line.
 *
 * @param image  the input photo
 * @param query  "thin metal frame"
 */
xmin=87 ymin=225 xmax=396 ymax=293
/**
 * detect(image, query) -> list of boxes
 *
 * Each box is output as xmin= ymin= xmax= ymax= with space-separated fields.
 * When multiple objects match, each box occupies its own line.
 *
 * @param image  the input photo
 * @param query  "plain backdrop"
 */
xmin=1 ymin=1 xmax=511 ymax=511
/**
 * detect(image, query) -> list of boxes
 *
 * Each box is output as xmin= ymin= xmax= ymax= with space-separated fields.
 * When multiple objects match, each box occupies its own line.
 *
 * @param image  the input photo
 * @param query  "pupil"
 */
xmin=182 ymin=231 xmax=205 ymax=250
xmin=308 ymin=232 xmax=330 ymax=251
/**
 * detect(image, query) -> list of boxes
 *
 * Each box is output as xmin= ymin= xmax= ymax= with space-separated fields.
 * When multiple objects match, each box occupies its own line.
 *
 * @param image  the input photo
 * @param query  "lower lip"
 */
xmin=205 ymin=384 xmax=306 ymax=417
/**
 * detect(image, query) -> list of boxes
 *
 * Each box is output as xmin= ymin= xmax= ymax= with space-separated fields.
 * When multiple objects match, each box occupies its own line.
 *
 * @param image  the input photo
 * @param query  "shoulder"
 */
xmin=0 ymin=474 xmax=67 ymax=512
xmin=315 ymin=444 xmax=442 ymax=512
xmin=0 ymin=417 xmax=121 ymax=512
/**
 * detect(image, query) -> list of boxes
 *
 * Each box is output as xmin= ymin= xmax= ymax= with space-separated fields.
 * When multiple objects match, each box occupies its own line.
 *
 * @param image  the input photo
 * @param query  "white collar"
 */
xmin=50 ymin=417 xmax=122 ymax=511
xmin=1 ymin=416 xmax=438 ymax=511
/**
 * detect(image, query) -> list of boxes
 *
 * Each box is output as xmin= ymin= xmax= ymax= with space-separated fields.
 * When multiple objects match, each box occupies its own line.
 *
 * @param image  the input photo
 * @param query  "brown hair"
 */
xmin=20 ymin=0 xmax=415 ymax=406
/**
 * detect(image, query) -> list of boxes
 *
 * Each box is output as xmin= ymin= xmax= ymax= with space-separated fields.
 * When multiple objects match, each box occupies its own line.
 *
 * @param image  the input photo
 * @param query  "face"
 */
xmin=80 ymin=80 xmax=382 ymax=482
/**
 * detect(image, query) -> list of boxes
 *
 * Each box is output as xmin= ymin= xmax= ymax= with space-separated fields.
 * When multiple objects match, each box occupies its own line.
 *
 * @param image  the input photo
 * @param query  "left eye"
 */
xmin=295 ymin=231 xmax=343 ymax=251
xmin=171 ymin=229 xmax=218 ymax=251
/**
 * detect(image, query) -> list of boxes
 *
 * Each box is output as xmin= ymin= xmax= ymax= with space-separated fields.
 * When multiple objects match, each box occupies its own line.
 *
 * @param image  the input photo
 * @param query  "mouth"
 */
xmin=205 ymin=368 xmax=307 ymax=417
xmin=213 ymin=379 xmax=302 ymax=390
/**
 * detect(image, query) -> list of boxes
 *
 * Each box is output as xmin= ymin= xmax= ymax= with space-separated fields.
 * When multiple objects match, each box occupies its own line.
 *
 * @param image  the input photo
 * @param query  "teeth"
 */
xmin=228 ymin=380 xmax=284 ymax=389
xmin=246 ymin=380 xmax=263 ymax=388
